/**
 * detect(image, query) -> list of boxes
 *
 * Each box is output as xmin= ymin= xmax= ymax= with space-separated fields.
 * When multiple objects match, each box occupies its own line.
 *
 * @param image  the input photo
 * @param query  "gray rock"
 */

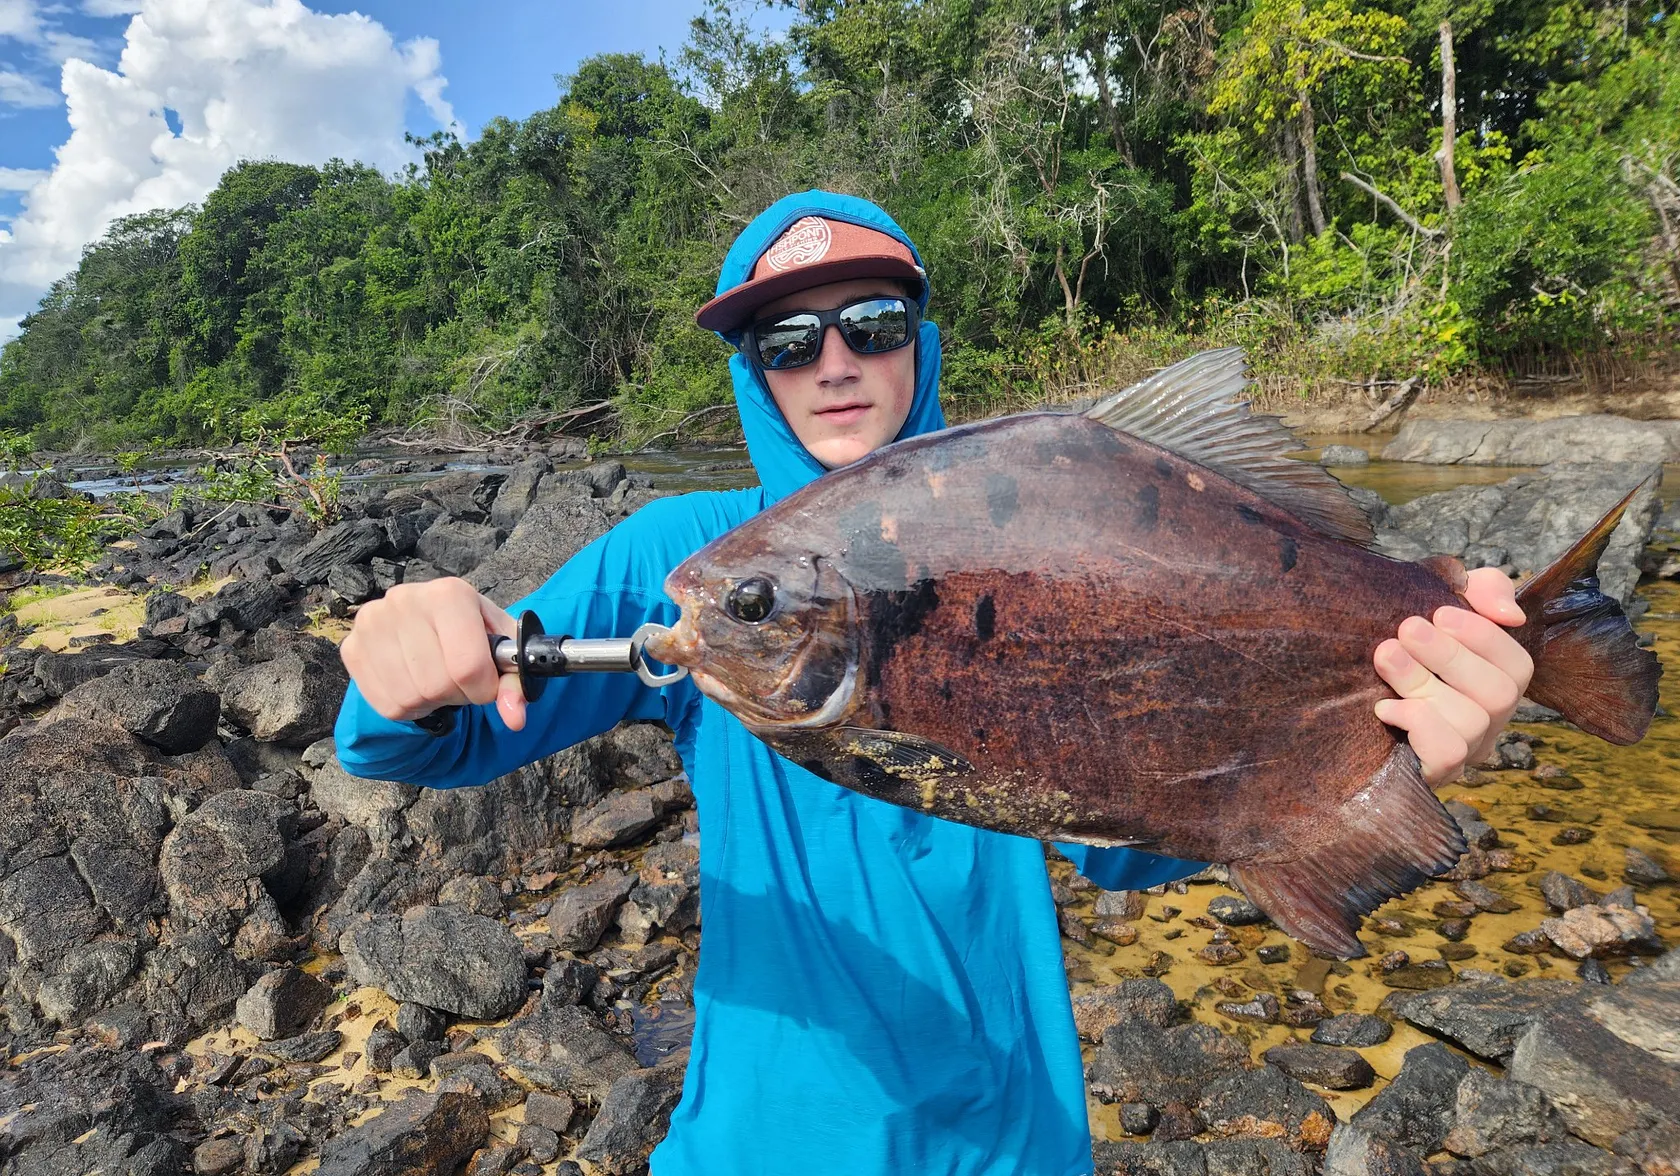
xmin=144 ymin=590 xmax=190 ymax=626
xmin=1089 ymin=1019 xmax=1251 ymax=1107
xmin=313 ymin=1090 xmax=488 ymax=1176
xmin=236 ymin=967 xmax=334 ymax=1040
xmin=141 ymin=930 xmax=251 ymax=1034
xmin=466 ymin=490 xmax=614 ymax=603
xmin=1348 ymin=1042 xmax=1468 ymax=1153
xmin=328 ymin=562 xmax=379 ymax=605
xmin=516 ymin=1123 xmax=561 ymax=1164
xmin=416 ymin=518 xmax=505 ymax=577
xmin=1321 ymin=1123 xmax=1427 ymax=1176
xmin=1383 ymin=416 xmax=1680 ymax=466
xmin=569 ymin=789 xmax=661 ymax=849
xmin=1625 ymin=846 xmax=1671 ymax=886
xmin=439 ymin=1062 xmax=522 ymax=1112
xmin=0 ymin=854 xmax=103 ymax=964
xmin=1311 ymin=1013 xmax=1392 ymax=1048
xmin=393 ymin=1039 xmax=448 ymax=1079
xmin=285 ymin=520 xmax=386 ymax=586
xmin=1462 ymin=1138 xmax=1631 ymax=1176
xmin=421 ymin=470 xmax=506 ymax=523
xmin=1261 ymin=1042 xmax=1375 ymax=1090
xmin=396 ymin=1001 xmax=447 ymax=1043
xmin=1319 ymin=444 xmax=1370 ymax=467
xmin=1441 ymin=1069 xmax=1568 ymax=1157
xmin=1539 ymin=870 xmax=1601 ymax=912
xmin=1092 ymin=1140 xmax=1209 ymax=1175
xmin=31 ymin=646 xmax=143 ymax=697
xmin=1072 ymin=978 xmax=1179 ymax=1041
xmin=0 ymin=1045 xmax=186 ymax=1176
xmin=1509 ymin=979 xmax=1680 ymax=1146
xmin=1204 ymin=895 xmax=1265 ymax=926
xmin=546 ymin=870 xmax=638 ymax=952
xmin=341 ymin=906 xmax=527 ymax=1020
xmin=55 ymin=660 xmax=220 ymax=754
xmin=35 ymin=937 xmax=141 ymax=1025
xmin=575 ymin=1063 xmax=686 ymax=1175
xmin=301 ymin=739 xmax=418 ymax=838
xmin=1383 ymin=978 xmax=1575 ymax=1061
xmin=266 ymin=1028 xmax=341 ymax=1062
xmin=221 ymin=651 xmax=348 ymax=745
xmin=1095 ymin=889 xmax=1149 ymax=920
xmin=481 ymin=1001 xmax=638 ymax=1101
xmin=437 ymin=874 xmax=504 ymax=918
xmin=1197 ymin=1064 xmax=1336 ymax=1151
xmin=157 ymin=789 xmax=290 ymax=953
xmin=363 ymin=1026 xmax=406 ymax=1073
xmin=522 ymin=1090 xmax=575 ymax=1134
xmin=186 ymin=578 xmax=290 ymax=632
xmin=490 ymin=457 xmax=551 ymax=531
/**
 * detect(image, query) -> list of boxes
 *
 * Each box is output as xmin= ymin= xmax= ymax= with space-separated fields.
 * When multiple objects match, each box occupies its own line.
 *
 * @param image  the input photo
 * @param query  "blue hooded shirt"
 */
xmin=334 ymin=191 xmax=1203 ymax=1176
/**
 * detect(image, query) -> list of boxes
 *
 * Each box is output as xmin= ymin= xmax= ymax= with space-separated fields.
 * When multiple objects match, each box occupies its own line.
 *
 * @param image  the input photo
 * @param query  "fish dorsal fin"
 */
xmin=1083 ymin=348 xmax=1375 ymax=546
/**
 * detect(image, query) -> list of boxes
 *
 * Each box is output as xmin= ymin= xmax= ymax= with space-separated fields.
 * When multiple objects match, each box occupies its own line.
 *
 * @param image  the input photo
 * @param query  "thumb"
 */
xmin=1464 ymin=566 xmax=1525 ymax=627
xmin=478 ymin=595 xmax=527 ymax=732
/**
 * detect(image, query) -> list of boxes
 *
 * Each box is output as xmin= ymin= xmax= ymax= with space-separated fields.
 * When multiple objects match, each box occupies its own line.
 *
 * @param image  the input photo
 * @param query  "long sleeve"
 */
xmin=1053 ymin=843 xmax=1206 ymax=891
xmin=332 ymin=493 xmax=730 ymax=788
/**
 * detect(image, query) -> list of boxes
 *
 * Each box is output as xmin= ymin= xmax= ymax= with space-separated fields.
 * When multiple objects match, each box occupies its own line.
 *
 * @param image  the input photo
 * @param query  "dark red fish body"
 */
xmin=647 ymin=350 xmax=1660 ymax=957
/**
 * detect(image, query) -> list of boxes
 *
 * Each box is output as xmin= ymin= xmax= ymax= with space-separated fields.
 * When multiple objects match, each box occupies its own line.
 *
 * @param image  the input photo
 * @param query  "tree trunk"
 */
xmin=1438 ymin=21 xmax=1462 ymax=210
xmin=1280 ymin=119 xmax=1306 ymax=243
xmin=1089 ymin=37 xmax=1135 ymax=166
xmin=1295 ymin=63 xmax=1328 ymax=236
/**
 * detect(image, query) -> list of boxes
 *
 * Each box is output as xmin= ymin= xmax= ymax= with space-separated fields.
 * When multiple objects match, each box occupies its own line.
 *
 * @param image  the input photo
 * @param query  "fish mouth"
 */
xmin=642 ymin=610 xmax=700 ymax=669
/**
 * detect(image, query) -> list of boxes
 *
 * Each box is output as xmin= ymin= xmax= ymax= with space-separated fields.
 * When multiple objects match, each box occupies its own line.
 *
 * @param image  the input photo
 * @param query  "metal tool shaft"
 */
xmin=489 ymin=610 xmax=687 ymax=701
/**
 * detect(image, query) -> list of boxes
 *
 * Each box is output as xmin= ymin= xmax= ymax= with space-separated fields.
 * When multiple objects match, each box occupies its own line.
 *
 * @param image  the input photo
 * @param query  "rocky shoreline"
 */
xmin=1 ymin=449 xmax=1676 ymax=1175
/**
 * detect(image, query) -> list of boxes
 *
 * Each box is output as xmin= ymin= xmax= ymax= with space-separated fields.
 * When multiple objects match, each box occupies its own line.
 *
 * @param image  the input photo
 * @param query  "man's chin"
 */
xmin=806 ymin=432 xmax=882 ymax=469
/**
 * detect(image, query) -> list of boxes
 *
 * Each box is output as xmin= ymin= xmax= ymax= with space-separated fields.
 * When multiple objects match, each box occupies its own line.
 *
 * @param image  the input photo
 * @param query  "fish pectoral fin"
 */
xmin=1228 ymin=744 xmax=1466 ymax=960
xmin=836 ymin=727 xmax=974 ymax=779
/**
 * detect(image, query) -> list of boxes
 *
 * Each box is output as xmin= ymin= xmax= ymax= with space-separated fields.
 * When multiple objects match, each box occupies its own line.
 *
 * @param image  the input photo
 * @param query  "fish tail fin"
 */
xmin=1513 ymin=485 xmax=1661 ymax=746
xmin=1230 ymin=745 xmax=1465 ymax=959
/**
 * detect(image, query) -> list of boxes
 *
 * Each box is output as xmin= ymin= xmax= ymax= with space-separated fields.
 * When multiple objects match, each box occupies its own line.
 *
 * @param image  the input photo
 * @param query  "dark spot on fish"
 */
xmin=974 ymin=595 xmax=996 ymax=642
xmin=1154 ymin=455 xmax=1174 ymax=478
xmin=937 ymin=680 xmax=953 ymax=701
xmin=1278 ymin=536 xmax=1298 ymax=573
xmin=975 ymin=727 xmax=987 ymax=743
xmin=865 ymin=578 xmax=940 ymax=688
xmin=985 ymin=474 xmax=1019 ymax=528
xmin=1237 ymin=504 xmax=1265 ymax=525
xmin=784 ymin=647 xmax=850 ymax=716
xmin=1135 ymin=483 xmax=1159 ymax=532
xmin=839 ymin=499 xmax=908 ymax=590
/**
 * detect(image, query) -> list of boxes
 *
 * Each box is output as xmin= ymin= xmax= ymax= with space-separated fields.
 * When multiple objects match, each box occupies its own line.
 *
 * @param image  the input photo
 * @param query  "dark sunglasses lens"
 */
xmin=756 ymin=315 xmax=822 ymax=369
xmin=838 ymin=298 xmax=911 ymax=354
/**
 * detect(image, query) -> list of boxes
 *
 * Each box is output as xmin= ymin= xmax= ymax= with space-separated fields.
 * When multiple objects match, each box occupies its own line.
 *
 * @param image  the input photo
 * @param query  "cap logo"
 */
xmin=764 ymin=217 xmax=832 ymax=272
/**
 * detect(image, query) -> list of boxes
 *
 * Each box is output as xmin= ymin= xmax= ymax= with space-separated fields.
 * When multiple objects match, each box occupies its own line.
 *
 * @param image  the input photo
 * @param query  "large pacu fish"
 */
xmin=643 ymin=349 xmax=1661 ymax=958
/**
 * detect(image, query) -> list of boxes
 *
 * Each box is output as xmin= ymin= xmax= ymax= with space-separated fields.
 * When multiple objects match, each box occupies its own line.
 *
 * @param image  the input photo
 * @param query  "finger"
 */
xmin=1463 ymin=566 xmax=1525 ymax=627
xmin=1433 ymin=606 xmax=1534 ymax=702
xmin=1396 ymin=615 xmax=1516 ymax=734
xmin=433 ymin=585 xmax=501 ymax=707
xmin=1374 ymin=634 xmax=1490 ymax=749
xmin=1374 ymin=696 xmax=1470 ymax=784
xmin=478 ymin=594 xmax=525 ymax=729
xmin=395 ymin=616 xmax=464 ymax=718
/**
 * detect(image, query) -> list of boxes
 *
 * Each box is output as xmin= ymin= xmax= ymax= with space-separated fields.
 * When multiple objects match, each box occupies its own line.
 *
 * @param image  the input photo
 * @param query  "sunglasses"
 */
xmin=745 ymin=297 xmax=918 ymax=371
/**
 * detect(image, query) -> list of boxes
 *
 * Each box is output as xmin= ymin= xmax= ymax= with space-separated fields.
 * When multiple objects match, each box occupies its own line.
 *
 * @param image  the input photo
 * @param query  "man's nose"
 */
xmin=813 ymin=325 xmax=860 ymax=385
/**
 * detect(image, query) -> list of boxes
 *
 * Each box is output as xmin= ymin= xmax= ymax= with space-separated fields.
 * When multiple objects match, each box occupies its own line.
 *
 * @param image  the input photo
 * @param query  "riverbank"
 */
xmin=0 ymin=449 xmax=1675 ymax=1176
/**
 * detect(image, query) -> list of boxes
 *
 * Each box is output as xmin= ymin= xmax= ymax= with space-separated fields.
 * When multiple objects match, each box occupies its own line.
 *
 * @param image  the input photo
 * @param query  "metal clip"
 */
xmin=489 ymin=610 xmax=688 ymax=701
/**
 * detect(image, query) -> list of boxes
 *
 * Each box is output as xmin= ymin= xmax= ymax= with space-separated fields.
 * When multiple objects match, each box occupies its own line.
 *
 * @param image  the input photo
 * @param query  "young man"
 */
xmin=336 ymin=191 xmax=1533 ymax=1175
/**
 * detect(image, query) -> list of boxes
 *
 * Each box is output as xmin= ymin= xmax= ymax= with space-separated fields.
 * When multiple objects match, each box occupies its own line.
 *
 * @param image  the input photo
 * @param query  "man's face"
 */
xmin=754 ymin=278 xmax=917 ymax=470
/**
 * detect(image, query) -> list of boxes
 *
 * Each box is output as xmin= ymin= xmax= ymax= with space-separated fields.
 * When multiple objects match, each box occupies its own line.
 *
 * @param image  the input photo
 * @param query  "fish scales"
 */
xmin=646 ymin=349 xmax=1661 ymax=957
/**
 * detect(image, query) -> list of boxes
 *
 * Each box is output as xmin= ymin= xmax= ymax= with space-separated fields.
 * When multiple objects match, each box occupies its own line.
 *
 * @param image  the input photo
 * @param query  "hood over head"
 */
xmin=705 ymin=191 xmax=947 ymax=503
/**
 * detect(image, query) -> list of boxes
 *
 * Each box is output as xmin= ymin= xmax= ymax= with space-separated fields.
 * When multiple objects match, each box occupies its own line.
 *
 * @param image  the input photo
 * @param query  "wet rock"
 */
xmin=313 ymin=1090 xmax=489 ymax=1176
xmin=1541 ymin=901 xmax=1660 ymax=958
xmin=1261 ymin=1042 xmax=1375 ymax=1090
xmin=1319 ymin=445 xmax=1370 ymax=467
xmin=55 ymin=659 xmax=220 ymax=753
xmin=342 ymin=906 xmax=526 ymax=1020
xmin=1453 ymin=879 xmax=1520 ymax=913
xmin=1380 ymin=960 xmax=1455 ymax=990
xmin=0 ymin=1045 xmax=186 ymax=1176
xmin=1312 ymin=1013 xmax=1391 ymax=1048
xmin=1321 ymin=1124 xmax=1427 ymax=1176
xmin=569 ymin=788 xmax=661 ymax=849
xmin=1509 ymin=977 xmax=1680 ymax=1146
xmin=1092 ymin=1140 xmax=1210 ymax=1176
xmin=480 ymin=1001 xmax=638 ymax=1101
xmin=545 ymin=870 xmax=637 ymax=953
xmin=1197 ymin=1063 xmax=1336 ymax=1151
xmin=1256 ymin=944 xmax=1291 ymax=964
xmin=1625 ymin=846 xmax=1671 ymax=887
xmin=236 ymin=967 xmax=334 ymax=1040
xmin=575 ymin=1063 xmax=686 ymax=1175
xmin=1199 ymin=943 xmax=1245 ymax=966
xmin=221 ymin=650 xmax=348 ymax=746
xmin=1206 ymin=896 xmax=1266 ymax=926
xmin=285 ymin=519 xmax=385 ymax=585
xmin=1214 ymin=992 xmax=1278 ymax=1022
xmin=1348 ymin=1042 xmax=1468 ymax=1153
xmin=396 ymin=1001 xmax=448 ymax=1043
xmin=1088 ymin=1020 xmax=1250 ymax=1107
xmin=1094 ymin=917 xmax=1142 ymax=946
xmin=1539 ymin=870 xmax=1601 ymax=912
xmin=1095 ymin=889 xmax=1149 ymax=920
xmin=1383 ymin=978 xmax=1574 ymax=1061
xmin=1441 ymin=1069 xmax=1568 ymax=1157
xmin=1072 ymin=978 xmax=1179 ymax=1041
xmin=1120 ymin=1102 xmax=1158 ymax=1135
xmin=363 ymin=1026 xmax=406 ymax=1073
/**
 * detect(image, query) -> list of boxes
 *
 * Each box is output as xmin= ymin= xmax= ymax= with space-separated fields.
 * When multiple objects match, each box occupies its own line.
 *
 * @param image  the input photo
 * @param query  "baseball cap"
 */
xmin=695 ymin=215 xmax=927 ymax=334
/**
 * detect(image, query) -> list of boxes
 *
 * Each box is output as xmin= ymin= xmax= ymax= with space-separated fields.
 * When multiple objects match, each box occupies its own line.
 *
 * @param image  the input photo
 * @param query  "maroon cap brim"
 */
xmin=696 ymin=255 xmax=925 ymax=334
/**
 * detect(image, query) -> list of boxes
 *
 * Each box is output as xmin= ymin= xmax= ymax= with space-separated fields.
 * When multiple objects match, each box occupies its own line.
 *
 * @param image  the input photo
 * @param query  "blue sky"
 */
xmin=0 ymin=0 xmax=784 ymax=335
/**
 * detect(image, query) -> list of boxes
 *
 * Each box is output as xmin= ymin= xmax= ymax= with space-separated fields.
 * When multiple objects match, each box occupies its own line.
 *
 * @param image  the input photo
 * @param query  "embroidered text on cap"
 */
xmin=765 ymin=217 xmax=833 ymax=272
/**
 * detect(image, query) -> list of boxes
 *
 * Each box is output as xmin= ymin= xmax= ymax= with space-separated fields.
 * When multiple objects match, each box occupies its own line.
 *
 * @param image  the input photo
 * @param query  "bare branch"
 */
xmin=1340 ymin=172 xmax=1442 ymax=238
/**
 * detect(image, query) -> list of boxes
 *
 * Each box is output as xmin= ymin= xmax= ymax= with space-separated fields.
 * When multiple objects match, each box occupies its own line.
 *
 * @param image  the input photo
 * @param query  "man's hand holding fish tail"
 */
xmin=1374 ymin=567 xmax=1535 ymax=783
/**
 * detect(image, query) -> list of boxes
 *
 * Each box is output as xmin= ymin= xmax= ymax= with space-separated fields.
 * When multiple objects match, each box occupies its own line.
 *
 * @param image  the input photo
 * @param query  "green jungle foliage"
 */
xmin=0 ymin=0 xmax=1674 ymax=450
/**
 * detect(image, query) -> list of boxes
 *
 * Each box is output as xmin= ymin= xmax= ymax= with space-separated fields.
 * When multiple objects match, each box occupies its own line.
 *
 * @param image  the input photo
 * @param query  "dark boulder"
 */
xmin=575 ymin=1063 xmax=686 ymax=1175
xmin=55 ymin=659 xmax=220 ymax=753
xmin=341 ymin=905 xmax=527 ymax=1020
xmin=285 ymin=519 xmax=385 ymax=586
xmin=312 ymin=1090 xmax=488 ymax=1176
xmin=1347 ymin=1042 xmax=1468 ymax=1153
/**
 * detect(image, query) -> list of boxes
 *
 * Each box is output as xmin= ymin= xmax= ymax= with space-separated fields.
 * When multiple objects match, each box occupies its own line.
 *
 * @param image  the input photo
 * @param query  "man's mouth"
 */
xmin=814 ymin=401 xmax=872 ymax=426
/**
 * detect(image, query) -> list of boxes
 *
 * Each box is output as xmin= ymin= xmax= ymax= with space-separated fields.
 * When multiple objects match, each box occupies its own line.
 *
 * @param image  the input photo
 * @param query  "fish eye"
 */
xmin=726 ymin=577 xmax=777 ymax=624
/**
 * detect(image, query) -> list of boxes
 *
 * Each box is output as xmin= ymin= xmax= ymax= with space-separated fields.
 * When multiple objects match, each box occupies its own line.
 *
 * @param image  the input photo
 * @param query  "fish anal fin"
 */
xmin=837 ymin=727 xmax=974 ymax=779
xmin=1083 ymin=348 xmax=1375 ymax=547
xmin=1229 ymin=745 xmax=1467 ymax=960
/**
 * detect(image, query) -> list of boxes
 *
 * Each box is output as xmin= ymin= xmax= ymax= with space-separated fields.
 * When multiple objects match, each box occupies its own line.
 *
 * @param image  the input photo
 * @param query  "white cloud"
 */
xmin=0 ymin=0 xmax=455 ymax=340
xmin=0 ymin=66 xmax=57 ymax=106
xmin=0 ymin=167 xmax=49 ymax=190
xmin=0 ymin=0 xmax=43 ymax=42
xmin=81 ymin=0 xmax=143 ymax=14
